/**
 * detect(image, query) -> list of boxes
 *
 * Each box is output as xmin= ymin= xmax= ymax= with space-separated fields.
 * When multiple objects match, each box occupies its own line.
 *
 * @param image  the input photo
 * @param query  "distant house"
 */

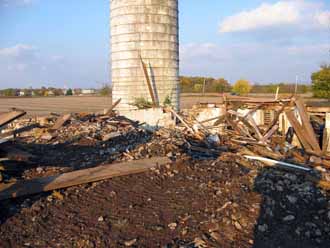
xmin=73 ymin=88 xmax=82 ymax=95
xmin=81 ymin=89 xmax=96 ymax=95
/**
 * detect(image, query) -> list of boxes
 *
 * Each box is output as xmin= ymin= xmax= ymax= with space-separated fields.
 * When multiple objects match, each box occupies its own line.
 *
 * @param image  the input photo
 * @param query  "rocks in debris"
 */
xmin=168 ymin=222 xmax=177 ymax=230
xmin=283 ymin=215 xmax=295 ymax=222
xmin=124 ymin=239 xmax=137 ymax=247
xmin=258 ymin=224 xmax=268 ymax=232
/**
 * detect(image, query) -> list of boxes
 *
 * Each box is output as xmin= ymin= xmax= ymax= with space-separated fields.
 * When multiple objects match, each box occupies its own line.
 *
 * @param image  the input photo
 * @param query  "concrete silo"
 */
xmin=110 ymin=0 xmax=180 ymax=111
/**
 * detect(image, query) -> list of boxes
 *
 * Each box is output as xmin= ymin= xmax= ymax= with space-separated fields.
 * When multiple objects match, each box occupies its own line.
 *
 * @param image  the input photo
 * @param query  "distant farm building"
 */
xmin=81 ymin=89 xmax=96 ymax=95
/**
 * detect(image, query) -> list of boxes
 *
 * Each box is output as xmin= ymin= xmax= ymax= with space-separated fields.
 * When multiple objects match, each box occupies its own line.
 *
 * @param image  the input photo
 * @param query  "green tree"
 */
xmin=66 ymin=88 xmax=73 ymax=96
xmin=210 ymin=78 xmax=231 ymax=93
xmin=193 ymin=84 xmax=203 ymax=93
xmin=99 ymin=84 xmax=112 ymax=96
xmin=2 ymin=88 xmax=17 ymax=96
xmin=232 ymin=79 xmax=252 ymax=96
xmin=312 ymin=65 xmax=330 ymax=98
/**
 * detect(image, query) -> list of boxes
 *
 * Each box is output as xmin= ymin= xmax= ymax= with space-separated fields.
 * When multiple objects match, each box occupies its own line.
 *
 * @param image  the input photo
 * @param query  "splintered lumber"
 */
xmin=260 ymin=124 xmax=279 ymax=143
xmin=264 ymin=105 xmax=285 ymax=135
xmin=228 ymin=110 xmax=262 ymax=141
xmin=0 ymin=110 xmax=26 ymax=128
xmin=51 ymin=114 xmax=71 ymax=130
xmin=0 ymin=157 xmax=170 ymax=200
xmin=168 ymin=108 xmax=194 ymax=133
xmin=104 ymin=98 xmax=121 ymax=115
xmin=140 ymin=56 xmax=158 ymax=107
xmin=295 ymin=99 xmax=321 ymax=153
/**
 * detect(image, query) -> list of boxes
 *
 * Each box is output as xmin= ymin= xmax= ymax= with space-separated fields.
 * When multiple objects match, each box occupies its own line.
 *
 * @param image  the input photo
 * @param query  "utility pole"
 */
xmin=202 ymin=78 xmax=206 ymax=95
xmin=295 ymin=75 xmax=299 ymax=95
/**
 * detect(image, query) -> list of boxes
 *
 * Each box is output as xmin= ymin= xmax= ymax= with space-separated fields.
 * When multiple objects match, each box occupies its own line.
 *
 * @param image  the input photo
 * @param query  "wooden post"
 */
xmin=140 ymin=56 xmax=158 ymax=107
xmin=323 ymin=113 xmax=330 ymax=154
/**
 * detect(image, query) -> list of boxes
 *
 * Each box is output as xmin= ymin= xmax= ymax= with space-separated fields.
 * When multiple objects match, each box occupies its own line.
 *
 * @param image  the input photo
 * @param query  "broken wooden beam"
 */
xmin=51 ymin=114 xmax=71 ymax=130
xmin=168 ymin=108 xmax=194 ymax=133
xmin=260 ymin=124 xmax=279 ymax=143
xmin=0 ymin=110 xmax=26 ymax=128
xmin=264 ymin=105 xmax=286 ymax=135
xmin=0 ymin=157 xmax=171 ymax=201
xmin=104 ymin=98 xmax=121 ymax=115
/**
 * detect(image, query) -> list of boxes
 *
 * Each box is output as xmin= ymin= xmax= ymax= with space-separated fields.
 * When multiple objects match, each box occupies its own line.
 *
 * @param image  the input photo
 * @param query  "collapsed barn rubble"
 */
xmin=1 ymin=96 xmax=330 ymax=247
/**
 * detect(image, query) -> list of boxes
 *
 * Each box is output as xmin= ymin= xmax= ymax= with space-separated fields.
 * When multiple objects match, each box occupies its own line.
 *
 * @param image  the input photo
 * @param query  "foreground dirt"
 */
xmin=1 ymin=154 xmax=330 ymax=247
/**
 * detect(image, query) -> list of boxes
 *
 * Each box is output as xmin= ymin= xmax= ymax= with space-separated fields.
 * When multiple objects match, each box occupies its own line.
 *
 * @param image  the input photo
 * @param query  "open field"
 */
xmin=0 ymin=95 xmax=224 ymax=116
xmin=0 ymin=94 xmax=329 ymax=117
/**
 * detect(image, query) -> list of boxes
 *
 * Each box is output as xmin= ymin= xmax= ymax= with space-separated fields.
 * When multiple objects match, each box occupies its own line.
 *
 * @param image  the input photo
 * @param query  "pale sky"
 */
xmin=0 ymin=0 xmax=329 ymax=89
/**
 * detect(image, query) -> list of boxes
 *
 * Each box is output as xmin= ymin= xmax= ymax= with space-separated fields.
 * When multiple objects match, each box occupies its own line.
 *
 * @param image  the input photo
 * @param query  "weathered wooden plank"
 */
xmin=0 ymin=157 xmax=170 ymax=200
xmin=295 ymin=99 xmax=321 ymax=152
xmin=0 ymin=110 xmax=26 ymax=128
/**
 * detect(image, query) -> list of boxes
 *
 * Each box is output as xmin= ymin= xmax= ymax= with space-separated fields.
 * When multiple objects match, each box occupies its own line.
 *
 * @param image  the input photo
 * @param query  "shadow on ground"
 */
xmin=0 ymin=129 xmax=152 ymax=224
xmin=253 ymin=167 xmax=330 ymax=248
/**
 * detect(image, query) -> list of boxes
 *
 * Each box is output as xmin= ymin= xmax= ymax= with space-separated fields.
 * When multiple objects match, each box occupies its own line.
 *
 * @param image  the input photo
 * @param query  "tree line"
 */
xmin=1 ymin=66 xmax=329 ymax=98
xmin=181 ymin=65 xmax=330 ymax=98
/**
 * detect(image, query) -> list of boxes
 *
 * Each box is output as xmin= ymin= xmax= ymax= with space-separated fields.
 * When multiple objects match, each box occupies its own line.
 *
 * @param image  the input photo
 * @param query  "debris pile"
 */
xmin=1 ymin=96 xmax=330 ymax=247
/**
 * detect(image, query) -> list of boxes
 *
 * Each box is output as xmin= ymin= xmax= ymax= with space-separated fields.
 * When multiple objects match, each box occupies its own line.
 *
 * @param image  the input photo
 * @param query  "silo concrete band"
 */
xmin=110 ymin=0 xmax=180 ymax=111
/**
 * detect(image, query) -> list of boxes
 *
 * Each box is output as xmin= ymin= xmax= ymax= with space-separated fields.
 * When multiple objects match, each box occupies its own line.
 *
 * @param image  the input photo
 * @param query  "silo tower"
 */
xmin=110 ymin=0 xmax=180 ymax=111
